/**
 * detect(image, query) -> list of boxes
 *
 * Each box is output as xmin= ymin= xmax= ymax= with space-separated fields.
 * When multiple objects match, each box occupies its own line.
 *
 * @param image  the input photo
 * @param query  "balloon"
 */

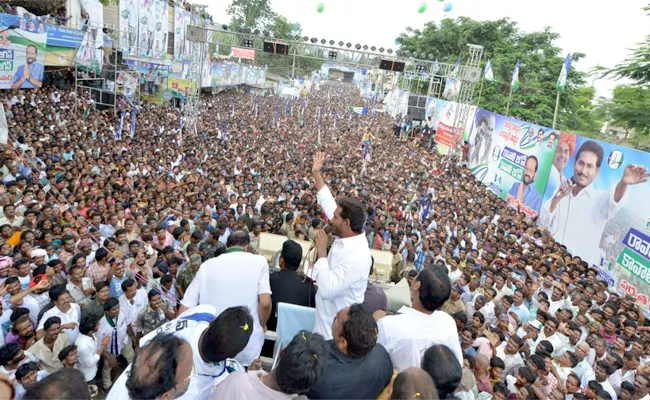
xmin=292 ymin=22 xmax=300 ymax=31
xmin=395 ymin=39 xmax=400 ymax=45
xmin=417 ymin=2 xmax=427 ymax=13
xmin=317 ymin=2 xmax=325 ymax=13
xmin=443 ymin=2 xmax=452 ymax=12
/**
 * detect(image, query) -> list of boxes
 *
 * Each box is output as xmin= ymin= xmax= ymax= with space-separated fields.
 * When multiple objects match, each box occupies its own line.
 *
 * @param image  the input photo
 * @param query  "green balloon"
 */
xmin=317 ymin=2 xmax=325 ymax=13
xmin=418 ymin=2 xmax=427 ymax=13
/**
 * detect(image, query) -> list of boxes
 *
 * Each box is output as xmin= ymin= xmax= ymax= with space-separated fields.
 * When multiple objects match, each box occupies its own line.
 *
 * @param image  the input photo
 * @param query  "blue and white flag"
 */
xmin=511 ymin=59 xmax=520 ymax=92
xmin=484 ymin=58 xmax=494 ymax=81
xmin=432 ymin=58 xmax=440 ymax=75
xmin=450 ymin=58 xmax=461 ymax=78
xmin=556 ymin=53 xmax=571 ymax=92
xmin=116 ymin=112 xmax=124 ymax=140
xmin=130 ymin=108 xmax=136 ymax=139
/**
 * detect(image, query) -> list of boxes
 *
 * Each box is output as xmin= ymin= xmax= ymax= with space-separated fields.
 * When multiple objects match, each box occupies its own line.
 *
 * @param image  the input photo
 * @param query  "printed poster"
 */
xmin=538 ymin=134 xmax=650 ymax=305
xmin=466 ymin=108 xmax=556 ymax=218
xmin=0 ymin=13 xmax=47 ymax=89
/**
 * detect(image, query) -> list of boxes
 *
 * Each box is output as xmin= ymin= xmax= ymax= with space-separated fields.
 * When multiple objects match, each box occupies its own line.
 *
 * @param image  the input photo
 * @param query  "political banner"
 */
xmin=467 ymin=108 xmax=555 ymax=218
xmin=538 ymin=134 xmax=650 ymax=306
xmin=119 ymin=0 xmax=138 ymax=55
xmin=74 ymin=0 xmax=104 ymax=74
xmin=426 ymin=97 xmax=476 ymax=155
xmin=45 ymin=26 xmax=84 ymax=66
xmin=173 ymin=5 xmax=186 ymax=61
xmin=152 ymin=0 xmax=168 ymax=60
xmin=138 ymin=0 xmax=154 ymax=57
xmin=0 ymin=13 xmax=47 ymax=89
xmin=169 ymin=77 xmax=195 ymax=99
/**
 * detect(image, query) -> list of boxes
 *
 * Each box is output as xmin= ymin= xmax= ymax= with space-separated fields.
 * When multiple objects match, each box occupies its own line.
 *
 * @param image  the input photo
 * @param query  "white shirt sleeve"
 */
xmin=312 ymin=257 xmax=353 ymax=300
xmin=598 ymin=185 xmax=624 ymax=221
xmin=316 ymin=185 xmax=337 ymax=220
xmin=77 ymin=338 xmax=100 ymax=368
xmin=258 ymin=264 xmax=272 ymax=296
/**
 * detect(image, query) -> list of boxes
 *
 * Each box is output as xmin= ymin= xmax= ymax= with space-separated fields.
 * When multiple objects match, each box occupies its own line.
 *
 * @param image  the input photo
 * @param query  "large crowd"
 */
xmin=0 ymin=76 xmax=648 ymax=400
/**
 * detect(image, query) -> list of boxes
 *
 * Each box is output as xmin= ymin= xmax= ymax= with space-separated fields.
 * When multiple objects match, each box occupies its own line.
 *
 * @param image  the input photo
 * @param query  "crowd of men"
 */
xmin=0 ymin=76 xmax=648 ymax=400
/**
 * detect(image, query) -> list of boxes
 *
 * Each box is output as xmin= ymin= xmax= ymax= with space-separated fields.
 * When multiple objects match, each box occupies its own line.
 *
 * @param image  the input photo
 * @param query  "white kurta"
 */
xmin=107 ymin=305 xmax=244 ymax=400
xmin=180 ymin=251 xmax=271 ymax=366
xmin=377 ymin=307 xmax=463 ymax=372
xmin=539 ymin=184 xmax=623 ymax=266
xmin=311 ymin=185 xmax=371 ymax=340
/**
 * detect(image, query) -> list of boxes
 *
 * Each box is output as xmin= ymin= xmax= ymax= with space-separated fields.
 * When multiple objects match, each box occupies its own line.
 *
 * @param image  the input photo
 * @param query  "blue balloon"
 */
xmin=395 ymin=39 xmax=400 ymax=45
xmin=443 ymin=2 xmax=452 ymax=12
xmin=293 ymin=22 xmax=300 ymax=31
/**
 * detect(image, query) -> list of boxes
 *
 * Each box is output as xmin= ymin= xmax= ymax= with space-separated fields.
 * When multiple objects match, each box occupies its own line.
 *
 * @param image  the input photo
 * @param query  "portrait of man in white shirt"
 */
xmin=539 ymin=140 xmax=649 ymax=266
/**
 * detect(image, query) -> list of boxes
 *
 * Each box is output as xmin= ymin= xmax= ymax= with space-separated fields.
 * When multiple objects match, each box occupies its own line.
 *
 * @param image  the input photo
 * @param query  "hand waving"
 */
xmin=622 ymin=164 xmax=650 ymax=185
xmin=312 ymin=151 xmax=325 ymax=174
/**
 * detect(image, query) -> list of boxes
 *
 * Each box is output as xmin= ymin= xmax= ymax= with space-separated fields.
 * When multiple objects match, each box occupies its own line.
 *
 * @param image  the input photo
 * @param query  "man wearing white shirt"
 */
xmin=377 ymin=266 xmax=463 ymax=371
xmin=108 ymin=305 xmax=251 ymax=400
xmin=36 ymin=284 xmax=81 ymax=343
xmin=75 ymin=313 xmax=111 ymax=383
xmin=118 ymin=278 xmax=148 ymax=329
xmin=96 ymin=297 xmax=136 ymax=390
xmin=533 ymin=316 xmax=566 ymax=357
xmin=310 ymin=151 xmax=371 ymax=340
xmin=539 ymin=140 xmax=649 ymax=266
xmin=178 ymin=231 xmax=272 ymax=367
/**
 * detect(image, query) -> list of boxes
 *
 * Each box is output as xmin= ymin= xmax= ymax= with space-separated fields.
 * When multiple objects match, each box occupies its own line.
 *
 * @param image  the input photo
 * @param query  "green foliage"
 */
xmin=227 ymin=0 xmax=277 ymax=31
xmin=595 ymin=86 xmax=650 ymax=137
xmin=601 ymin=5 xmax=650 ymax=85
xmin=397 ymin=17 xmax=597 ymax=133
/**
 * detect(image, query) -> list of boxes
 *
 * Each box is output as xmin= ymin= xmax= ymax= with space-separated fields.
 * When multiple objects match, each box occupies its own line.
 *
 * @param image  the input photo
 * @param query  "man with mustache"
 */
xmin=506 ymin=155 xmax=542 ymax=215
xmin=540 ymin=140 xmax=650 ymax=266
xmin=547 ymin=133 xmax=576 ymax=191
xmin=11 ymin=45 xmax=43 ymax=89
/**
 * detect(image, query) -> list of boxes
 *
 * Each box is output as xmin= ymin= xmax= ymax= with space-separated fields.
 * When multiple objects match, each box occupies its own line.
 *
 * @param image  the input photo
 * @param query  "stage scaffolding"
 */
xmin=69 ymin=13 xmax=482 ymax=151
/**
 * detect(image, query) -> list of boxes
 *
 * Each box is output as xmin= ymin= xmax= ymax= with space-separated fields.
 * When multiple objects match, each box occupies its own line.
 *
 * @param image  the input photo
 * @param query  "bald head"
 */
xmin=390 ymin=367 xmax=438 ymax=400
xmin=126 ymin=334 xmax=193 ymax=400
xmin=226 ymin=229 xmax=250 ymax=248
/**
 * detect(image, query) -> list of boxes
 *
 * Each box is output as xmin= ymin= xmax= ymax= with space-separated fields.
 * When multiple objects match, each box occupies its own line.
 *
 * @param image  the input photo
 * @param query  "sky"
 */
xmin=205 ymin=0 xmax=649 ymax=98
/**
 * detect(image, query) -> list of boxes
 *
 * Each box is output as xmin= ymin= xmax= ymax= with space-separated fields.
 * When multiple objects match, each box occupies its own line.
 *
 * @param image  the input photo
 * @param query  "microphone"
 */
xmin=569 ymin=176 xmax=576 ymax=185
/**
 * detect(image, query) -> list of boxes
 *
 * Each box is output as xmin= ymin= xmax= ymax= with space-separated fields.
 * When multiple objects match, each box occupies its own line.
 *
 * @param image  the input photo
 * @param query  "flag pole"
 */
xmin=552 ymin=90 xmax=561 ymax=129
xmin=476 ymin=76 xmax=484 ymax=108
xmin=505 ymin=85 xmax=513 ymax=117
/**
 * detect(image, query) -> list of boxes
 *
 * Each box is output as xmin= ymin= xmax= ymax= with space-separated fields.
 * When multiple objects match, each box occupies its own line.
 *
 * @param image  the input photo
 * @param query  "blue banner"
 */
xmin=46 ymin=26 xmax=84 ymax=48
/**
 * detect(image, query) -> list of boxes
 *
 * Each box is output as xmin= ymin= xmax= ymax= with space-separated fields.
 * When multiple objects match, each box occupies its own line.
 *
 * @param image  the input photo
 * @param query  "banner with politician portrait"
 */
xmin=538 ymin=134 xmax=650 ymax=312
xmin=0 ymin=13 xmax=47 ymax=89
xmin=466 ymin=108 xmax=557 ymax=218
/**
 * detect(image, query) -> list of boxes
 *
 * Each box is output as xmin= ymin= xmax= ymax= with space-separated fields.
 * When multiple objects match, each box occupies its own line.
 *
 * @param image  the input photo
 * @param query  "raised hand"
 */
xmin=312 ymin=151 xmax=325 ymax=173
xmin=621 ymin=164 xmax=650 ymax=185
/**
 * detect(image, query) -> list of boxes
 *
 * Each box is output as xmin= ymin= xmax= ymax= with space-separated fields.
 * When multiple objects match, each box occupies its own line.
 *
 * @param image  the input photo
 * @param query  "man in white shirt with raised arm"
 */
xmin=311 ymin=151 xmax=372 ymax=340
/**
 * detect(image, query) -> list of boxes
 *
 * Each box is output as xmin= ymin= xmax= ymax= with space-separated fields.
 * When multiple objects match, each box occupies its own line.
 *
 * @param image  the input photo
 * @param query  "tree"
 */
xmin=255 ymin=15 xmax=324 ymax=79
xmin=594 ymin=86 xmax=650 ymax=141
xmin=601 ymin=4 xmax=650 ymax=85
xmin=226 ymin=0 xmax=277 ymax=31
xmin=396 ymin=18 xmax=596 ymax=132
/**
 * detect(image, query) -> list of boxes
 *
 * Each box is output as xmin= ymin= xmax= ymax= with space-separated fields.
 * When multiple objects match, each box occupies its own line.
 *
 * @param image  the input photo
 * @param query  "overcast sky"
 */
xmin=206 ymin=0 xmax=649 ymax=98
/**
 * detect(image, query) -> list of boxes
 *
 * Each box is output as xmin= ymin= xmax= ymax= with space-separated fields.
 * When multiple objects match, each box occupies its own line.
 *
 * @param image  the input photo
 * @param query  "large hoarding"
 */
xmin=537 ymin=134 xmax=650 ymax=313
xmin=0 ymin=14 xmax=47 ymax=89
xmin=466 ymin=108 xmax=557 ymax=218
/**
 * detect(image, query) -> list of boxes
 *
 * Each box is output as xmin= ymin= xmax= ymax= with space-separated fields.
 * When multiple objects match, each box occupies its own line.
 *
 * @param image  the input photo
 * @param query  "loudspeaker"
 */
xmin=407 ymin=107 xmax=426 ymax=121
xmin=408 ymin=94 xmax=428 ymax=108
xmin=263 ymin=41 xmax=289 ymax=55
xmin=379 ymin=59 xmax=405 ymax=72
